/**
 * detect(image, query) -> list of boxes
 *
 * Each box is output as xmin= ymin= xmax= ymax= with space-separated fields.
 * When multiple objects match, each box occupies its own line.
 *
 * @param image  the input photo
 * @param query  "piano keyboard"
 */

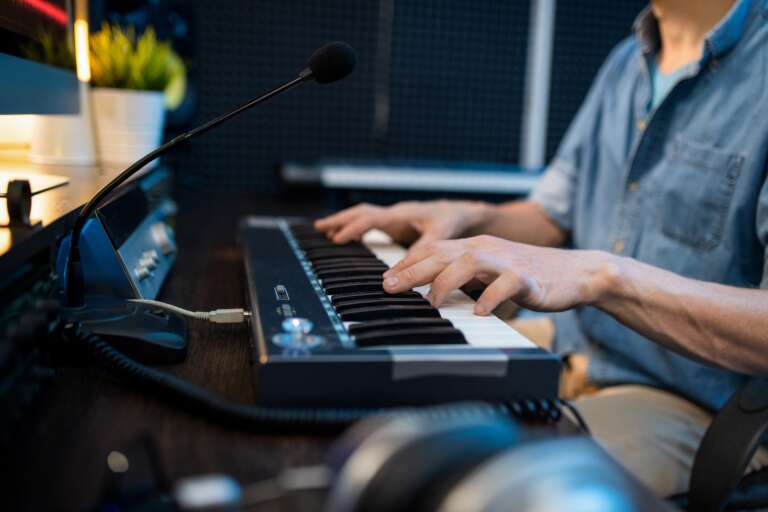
xmin=362 ymin=229 xmax=537 ymax=350
xmin=239 ymin=216 xmax=560 ymax=407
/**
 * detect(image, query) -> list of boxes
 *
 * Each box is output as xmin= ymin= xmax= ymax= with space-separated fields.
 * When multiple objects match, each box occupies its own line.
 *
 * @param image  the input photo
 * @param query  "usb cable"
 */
xmin=128 ymin=299 xmax=251 ymax=324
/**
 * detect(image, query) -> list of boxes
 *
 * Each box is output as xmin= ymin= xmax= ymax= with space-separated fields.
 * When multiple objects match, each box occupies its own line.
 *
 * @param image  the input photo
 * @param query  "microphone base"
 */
xmin=62 ymin=295 xmax=188 ymax=365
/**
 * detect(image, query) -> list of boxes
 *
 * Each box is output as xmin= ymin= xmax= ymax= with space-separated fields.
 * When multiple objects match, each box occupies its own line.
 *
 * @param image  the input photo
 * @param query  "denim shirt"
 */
xmin=530 ymin=0 xmax=768 ymax=411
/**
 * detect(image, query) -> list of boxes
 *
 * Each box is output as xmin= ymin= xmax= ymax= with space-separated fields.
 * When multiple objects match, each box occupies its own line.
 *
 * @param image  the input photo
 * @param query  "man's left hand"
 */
xmin=382 ymin=235 xmax=620 ymax=315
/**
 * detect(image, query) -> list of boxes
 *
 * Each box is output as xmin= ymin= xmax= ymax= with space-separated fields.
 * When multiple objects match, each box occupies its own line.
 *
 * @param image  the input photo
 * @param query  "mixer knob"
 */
xmin=151 ymin=222 xmax=176 ymax=256
xmin=140 ymin=256 xmax=158 ymax=270
xmin=134 ymin=266 xmax=151 ymax=280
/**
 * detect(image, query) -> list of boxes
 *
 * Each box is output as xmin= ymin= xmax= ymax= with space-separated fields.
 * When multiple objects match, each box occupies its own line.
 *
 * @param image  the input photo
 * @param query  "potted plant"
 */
xmin=88 ymin=23 xmax=186 ymax=168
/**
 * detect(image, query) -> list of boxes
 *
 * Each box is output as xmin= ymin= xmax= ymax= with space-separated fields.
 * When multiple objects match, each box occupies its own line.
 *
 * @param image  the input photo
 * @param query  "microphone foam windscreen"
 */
xmin=306 ymin=41 xmax=356 ymax=84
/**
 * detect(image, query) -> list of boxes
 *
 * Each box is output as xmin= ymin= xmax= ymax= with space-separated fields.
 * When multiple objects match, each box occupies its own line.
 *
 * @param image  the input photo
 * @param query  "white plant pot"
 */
xmin=91 ymin=87 xmax=165 ymax=168
xmin=29 ymin=82 xmax=97 ymax=166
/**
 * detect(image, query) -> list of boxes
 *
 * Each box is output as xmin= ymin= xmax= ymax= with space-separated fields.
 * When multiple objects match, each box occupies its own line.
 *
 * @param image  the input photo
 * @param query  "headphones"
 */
xmin=324 ymin=404 xmax=668 ymax=512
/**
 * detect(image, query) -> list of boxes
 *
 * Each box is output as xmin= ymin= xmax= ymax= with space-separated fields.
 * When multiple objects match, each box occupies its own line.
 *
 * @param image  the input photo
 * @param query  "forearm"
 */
xmin=593 ymin=256 xmax=768 ymax=375
xmin=468 ymin=200 xmax=567 ymax=247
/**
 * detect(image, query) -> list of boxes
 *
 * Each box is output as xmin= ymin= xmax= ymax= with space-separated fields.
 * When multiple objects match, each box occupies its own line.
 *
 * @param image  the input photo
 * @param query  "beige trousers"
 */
xmin=511 ymin=317 xmax=768 ymax=498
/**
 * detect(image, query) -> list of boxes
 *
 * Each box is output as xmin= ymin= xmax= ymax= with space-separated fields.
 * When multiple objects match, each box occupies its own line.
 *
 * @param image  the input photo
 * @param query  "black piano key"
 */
xmin=354 ymin=327 xmax=467 ymax=347
xmin=289 ymin=222 xmax=320 ymax=234
xmin=314 ymin=266 xmax=388 ymax=280
xmin=330 ymin=291 xmax=422 ymax=303
xmin=308 ymin=254 xmax=382 ymax=264
xmin=348 ymin=317 xmax=454 ymax=335
xmin=321 ymin=275 xmax=383 ymax=286
xmin=298 ymin=240 xmax=365 ymax=250
xmin=339 ymin=305 xmax=441 ymax=321
xmin=311 ymin=259 xmax=388 ymax=271
xmin=324 ymin=281 xmax=388 ymax=295
xmin=334 ymin=297 xmax=430 ymax=311
xmin=292 ymin=232 xmax=328 ymax=241
xmin=304 ymin=247 xmax=374 ymax=259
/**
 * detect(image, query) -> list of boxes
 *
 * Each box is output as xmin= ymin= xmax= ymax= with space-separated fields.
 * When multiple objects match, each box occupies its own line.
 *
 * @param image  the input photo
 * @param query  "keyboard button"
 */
xmin=354 ymin=327 xmax=467 ymax=347
xmin=333 ymin=297 xmax=430 ymax=311
xmin=324 ymin=281 xmax=389 ymax=294
xmin=339 ymin=305 xmax=441 ymax=321
xmin=348 ymin=317 xmax=454 ymax=335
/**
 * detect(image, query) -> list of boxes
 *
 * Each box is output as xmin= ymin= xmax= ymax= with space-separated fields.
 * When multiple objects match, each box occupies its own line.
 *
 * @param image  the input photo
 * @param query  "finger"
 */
xmin=325 ymin=227 xmax=339 ymax=240
xmin=314 ymin=205 xmax=365 ymax=231
xmin=427 ymin=252 xmax=480 ymax=307
xmin=408 ymin=229 xmax=444 ymax=252
xmin=383 ymin=243 xmax=433 ymax=278
xmin=332 ymin=216 xmax=377 ymax=243
xmin=382 ymin=226 xmax=450 ymax=278
xmin=474 ymin=272 xmax=527 ymax=315
xmin=383 ymin=254 xmax=448 ymax=294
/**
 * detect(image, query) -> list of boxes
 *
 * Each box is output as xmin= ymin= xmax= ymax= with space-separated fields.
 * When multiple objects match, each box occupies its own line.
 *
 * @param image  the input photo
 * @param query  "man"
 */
xmin=315 ymin=0 xmax=768 ymax=497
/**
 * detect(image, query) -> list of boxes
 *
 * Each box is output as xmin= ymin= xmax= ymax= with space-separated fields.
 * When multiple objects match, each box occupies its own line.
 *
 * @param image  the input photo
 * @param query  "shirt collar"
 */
xmin=633 ymin=0 xmax=753 ymax=60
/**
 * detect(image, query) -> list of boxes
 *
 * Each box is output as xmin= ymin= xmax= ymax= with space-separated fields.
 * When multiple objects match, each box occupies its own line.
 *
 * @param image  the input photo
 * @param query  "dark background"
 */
xmin=93 ymin=0 xmax=648 ymax=193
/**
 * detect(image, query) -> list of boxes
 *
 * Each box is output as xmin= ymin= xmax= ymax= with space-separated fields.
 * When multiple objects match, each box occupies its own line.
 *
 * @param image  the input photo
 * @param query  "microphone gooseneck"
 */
xmin=65 ymin=42 xmax=356 ymax=307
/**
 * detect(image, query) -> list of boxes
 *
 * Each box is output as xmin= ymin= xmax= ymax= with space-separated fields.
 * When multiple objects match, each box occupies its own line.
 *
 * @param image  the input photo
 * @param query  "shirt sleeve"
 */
xmin=529 ymin=38 xmax=634 ymax=232
xmin=757 ymin=173 xmax=768 ymax=288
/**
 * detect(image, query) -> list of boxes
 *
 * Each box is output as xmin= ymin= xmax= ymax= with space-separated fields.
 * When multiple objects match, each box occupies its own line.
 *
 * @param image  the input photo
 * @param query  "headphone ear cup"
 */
xmin=358 ymin=421 xmax=519 ymax=512
xmin=326 ymin=406 xmax=520 ymax=512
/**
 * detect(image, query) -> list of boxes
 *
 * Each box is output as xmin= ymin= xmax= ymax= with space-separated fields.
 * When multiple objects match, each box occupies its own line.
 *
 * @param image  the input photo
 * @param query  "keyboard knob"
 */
xmin=282 ymin=317 xmax=314 ymax=334
xmin=273 ymin=318 xmax=323 ymax=349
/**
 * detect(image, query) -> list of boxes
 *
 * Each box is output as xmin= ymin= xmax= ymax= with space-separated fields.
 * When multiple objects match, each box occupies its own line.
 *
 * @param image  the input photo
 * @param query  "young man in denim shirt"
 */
xmin=316 ymin=0 xmax=768 ymax=496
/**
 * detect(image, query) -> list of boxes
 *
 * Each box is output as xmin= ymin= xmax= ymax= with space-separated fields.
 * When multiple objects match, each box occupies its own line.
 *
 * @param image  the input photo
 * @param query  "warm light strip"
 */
xmin=20 ymin=0 xmax=68 ymax=26
xmin=74 ymin=19 xmax=91 ymax=82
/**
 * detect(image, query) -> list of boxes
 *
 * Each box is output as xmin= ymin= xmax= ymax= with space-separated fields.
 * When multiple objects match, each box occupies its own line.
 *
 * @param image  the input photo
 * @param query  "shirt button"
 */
xmin=628 ymin=182 xmax=640 ymax=193
xmin=612 ymin=240 xmax=625 ymax=254
xmin=636 ymin=119 xmax=647 ymax=131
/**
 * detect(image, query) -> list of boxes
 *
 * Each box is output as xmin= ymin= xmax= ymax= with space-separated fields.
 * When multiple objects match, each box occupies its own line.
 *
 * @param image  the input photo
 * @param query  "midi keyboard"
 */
xmin=239 ymin=217 xmax=560 ymax=407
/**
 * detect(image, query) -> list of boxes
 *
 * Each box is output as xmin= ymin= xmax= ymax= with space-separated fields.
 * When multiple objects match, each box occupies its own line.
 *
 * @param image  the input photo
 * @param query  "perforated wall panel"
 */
xmin=168 ymin=1 xmax=530 ymax=191
xmin=547 ymin=0 xmax=647 ymax=160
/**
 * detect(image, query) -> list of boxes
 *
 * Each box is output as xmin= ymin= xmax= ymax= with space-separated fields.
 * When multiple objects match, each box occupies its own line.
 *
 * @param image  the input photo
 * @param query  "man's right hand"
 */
xmin=314 ymin=200 xmax=494 ymax=250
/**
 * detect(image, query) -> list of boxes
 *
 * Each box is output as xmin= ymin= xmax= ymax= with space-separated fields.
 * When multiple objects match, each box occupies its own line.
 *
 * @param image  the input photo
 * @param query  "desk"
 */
xmin=4 ymin=188 xmax=333 ymax=510
xmin=4 ymin=187 xmax=583 ymax=511
xmin=0 ymin=157 xmax=155 ymax=275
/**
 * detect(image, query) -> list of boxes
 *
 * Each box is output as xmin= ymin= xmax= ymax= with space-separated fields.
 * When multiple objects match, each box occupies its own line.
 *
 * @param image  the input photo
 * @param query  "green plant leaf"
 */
xmin=88 ymin=22 xmax=185 ymax=97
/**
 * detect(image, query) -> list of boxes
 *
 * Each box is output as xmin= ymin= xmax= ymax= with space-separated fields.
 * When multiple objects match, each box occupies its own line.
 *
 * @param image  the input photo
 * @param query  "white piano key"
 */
xmin=361 ymin=230 xmax=536 ymax=349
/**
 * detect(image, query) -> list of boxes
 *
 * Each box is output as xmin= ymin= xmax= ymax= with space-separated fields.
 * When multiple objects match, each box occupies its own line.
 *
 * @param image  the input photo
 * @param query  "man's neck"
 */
xmin=651 ymin=0 xmax=737 ymax=73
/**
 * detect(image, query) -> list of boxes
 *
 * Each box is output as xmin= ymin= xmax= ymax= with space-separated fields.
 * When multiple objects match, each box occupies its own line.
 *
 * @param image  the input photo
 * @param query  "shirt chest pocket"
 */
xmin=655 ymin=137 xmax=744 ymax=251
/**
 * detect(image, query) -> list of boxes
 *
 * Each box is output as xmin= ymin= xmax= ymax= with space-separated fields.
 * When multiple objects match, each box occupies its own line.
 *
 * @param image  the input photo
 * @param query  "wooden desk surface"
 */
xmin=6 ymin=189 xmax=339 ymax=511
xmin=0 ymin=156 xmax=156 ymax=274
xmin=5 ymin=188 xmax=578 ymax=511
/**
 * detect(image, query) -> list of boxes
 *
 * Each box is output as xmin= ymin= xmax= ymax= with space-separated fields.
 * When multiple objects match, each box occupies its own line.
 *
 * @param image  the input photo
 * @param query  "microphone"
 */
xmin=65 ymin=41 xmax=356 ymax=307
xmin=61 ymin=42 xmax=356 ymax=362
xmin=303 ymin=41 xmax=356 ymax=84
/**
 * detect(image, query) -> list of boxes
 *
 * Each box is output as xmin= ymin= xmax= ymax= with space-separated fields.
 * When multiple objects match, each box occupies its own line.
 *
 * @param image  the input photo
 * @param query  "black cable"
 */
xmin=559 ymin=399 xmax=591 ymax=434
xmin=62 ymin=321 xmax=380 ymax=433
xmin=60 ymin=320 xmax=570 ymax=435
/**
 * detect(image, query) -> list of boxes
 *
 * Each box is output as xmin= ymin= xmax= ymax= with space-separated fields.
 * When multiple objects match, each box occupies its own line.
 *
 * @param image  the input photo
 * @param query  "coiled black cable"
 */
xmin=62 ymin=321 xmax=382 ymax=433
xmin=559 ymin=399 xmax=591 ymax=434
xmin=61 ymin=321 xmax=586 ymax=434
